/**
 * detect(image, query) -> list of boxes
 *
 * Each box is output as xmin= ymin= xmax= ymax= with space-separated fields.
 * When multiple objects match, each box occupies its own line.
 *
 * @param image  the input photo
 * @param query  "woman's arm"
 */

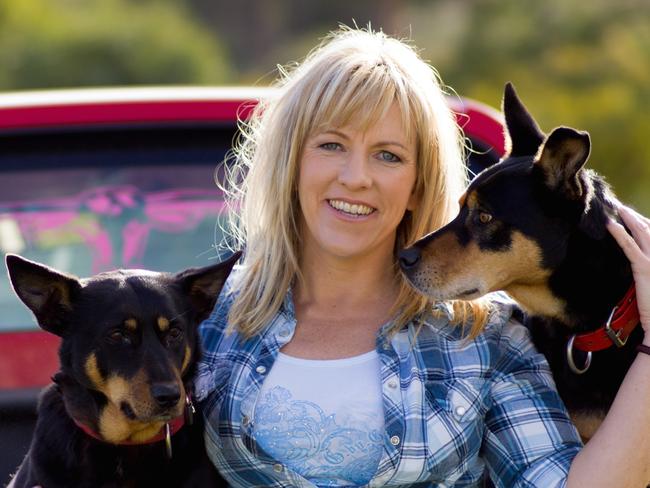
xmin=567 ymin=204 xmax=650 ymax=487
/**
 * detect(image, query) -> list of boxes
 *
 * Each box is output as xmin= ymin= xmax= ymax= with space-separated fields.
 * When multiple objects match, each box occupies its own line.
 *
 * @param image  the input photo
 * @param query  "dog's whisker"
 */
xmin=169 ymin=310 xmax=191 ymax=322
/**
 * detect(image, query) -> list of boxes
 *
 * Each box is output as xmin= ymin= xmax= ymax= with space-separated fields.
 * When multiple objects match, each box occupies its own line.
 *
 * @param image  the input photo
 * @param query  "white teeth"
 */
xmin=328 ymin=199 xmax=374 ymax=216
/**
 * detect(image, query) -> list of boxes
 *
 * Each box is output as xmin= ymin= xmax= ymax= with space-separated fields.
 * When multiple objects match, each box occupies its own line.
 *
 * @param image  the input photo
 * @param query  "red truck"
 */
xmin=0 ymin=87 xmax=505 ymax=480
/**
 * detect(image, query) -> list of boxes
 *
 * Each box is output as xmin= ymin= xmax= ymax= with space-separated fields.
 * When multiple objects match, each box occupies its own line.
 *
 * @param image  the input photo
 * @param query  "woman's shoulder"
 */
xmin=413 ymin=292 xmax=541 ymax=376
xmin=417 ymin=291 xmax=524 ymax=341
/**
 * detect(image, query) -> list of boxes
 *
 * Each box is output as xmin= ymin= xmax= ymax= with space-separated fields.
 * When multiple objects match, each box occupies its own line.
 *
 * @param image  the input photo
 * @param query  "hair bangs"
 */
xmin=305 ymin=59 xmax=412 ymax=140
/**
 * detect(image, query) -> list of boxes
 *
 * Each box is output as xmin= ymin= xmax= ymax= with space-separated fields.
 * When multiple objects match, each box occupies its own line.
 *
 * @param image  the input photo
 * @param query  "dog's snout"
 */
xmin=151 ymin=382 xmax=181 ymax=408
xmin=398 ymin=247 xmax=421 ymax=270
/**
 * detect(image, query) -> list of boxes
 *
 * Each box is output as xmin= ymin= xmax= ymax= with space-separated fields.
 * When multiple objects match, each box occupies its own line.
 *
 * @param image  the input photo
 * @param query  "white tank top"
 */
xmin=253 ymin=350 xmax=385 ymax=487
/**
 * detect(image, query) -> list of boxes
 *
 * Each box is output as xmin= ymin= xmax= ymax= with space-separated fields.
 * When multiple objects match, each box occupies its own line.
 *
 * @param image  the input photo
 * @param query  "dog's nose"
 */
xmin=398 ymin=247 xmax=421 ymax=270
xmin=151 ymin=382 xmax=181 ymax=408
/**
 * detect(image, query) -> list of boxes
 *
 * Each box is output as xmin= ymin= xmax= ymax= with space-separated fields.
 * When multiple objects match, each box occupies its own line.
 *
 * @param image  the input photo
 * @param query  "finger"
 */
xmin=628 ymin=206 xmax=650 ymax=232
xmin=617 ymin=205 xmax=650 ymax=255
xmin=607 ymin=219 xmax=647 ymax=264
xmin=621 ymin=204 xmax=650 ymax=226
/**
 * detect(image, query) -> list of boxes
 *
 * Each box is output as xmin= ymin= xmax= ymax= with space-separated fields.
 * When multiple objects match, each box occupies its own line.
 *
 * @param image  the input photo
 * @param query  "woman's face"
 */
xmin=298 ymin=102 xmax=418 ymax=263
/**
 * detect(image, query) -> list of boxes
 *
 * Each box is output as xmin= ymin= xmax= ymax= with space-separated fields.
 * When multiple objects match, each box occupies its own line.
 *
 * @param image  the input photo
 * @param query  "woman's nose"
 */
xmin=337 ymin=152 xmax=372 ymax=189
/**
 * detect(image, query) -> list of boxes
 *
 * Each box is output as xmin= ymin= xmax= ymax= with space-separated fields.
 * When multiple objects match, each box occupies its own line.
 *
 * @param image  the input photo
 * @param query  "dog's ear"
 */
xmin=5 ymin=254 xmax=81 ymax=336
xmin=535 ymin=126 xmax=591 ymax=199
xmin=502 ymin=82 xmax=545 ymax=157
xmin=174 ymin=251 xmax=241 ymax=323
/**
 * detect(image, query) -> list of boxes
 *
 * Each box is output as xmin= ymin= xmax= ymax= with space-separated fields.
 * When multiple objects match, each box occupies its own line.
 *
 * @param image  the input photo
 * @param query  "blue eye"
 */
xmin=378 ymin=151 xmax=400 ymax=163
xmin=320 ymin=142 xmax=341 ymax=151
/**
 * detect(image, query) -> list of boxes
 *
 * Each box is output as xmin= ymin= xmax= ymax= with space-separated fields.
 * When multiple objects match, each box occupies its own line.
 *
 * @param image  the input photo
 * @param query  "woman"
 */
xmin=196 ymin=26 xmax=650 ymax=487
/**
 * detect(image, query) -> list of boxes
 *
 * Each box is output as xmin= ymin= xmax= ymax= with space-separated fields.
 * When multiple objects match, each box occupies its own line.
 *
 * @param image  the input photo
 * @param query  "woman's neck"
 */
xmin=295 ymin=243 xmax=399 ymax=316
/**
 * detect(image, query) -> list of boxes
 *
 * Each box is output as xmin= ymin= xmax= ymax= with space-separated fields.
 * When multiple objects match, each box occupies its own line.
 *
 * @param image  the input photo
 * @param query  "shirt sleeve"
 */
xmin=482 ymin=317 xmax=583 ymax=488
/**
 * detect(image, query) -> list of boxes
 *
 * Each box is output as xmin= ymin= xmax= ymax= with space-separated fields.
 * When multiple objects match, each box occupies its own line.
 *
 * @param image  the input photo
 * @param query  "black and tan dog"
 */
xmin=5 ymin=253 xmax=239 ymax=487
xmin=399 ymin=83 xmax=640 ymax=441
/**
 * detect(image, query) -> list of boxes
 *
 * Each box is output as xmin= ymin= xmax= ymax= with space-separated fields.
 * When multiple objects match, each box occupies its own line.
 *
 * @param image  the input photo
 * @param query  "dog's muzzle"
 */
xmin=398 ymin=247 xmax=421 ymax=271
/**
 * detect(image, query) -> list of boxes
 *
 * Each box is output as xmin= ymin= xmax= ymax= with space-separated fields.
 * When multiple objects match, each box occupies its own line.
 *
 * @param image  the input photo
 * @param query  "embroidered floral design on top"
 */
xmin=253 ymin=386 xmax=384 ymax=487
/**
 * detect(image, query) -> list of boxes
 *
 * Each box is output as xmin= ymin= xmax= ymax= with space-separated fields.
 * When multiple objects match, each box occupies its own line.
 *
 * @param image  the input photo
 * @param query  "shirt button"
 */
xmin=455 ymin=405 xmax=467 ymax=418
xmin=273 ymin=463 xmax=284 ymax=473
xmin=387 ymin=380 xmax=398 ymax=389
xmin=242 ymin=415 xmax=250 ymax=426
xmin=278 ymin=328 xmax=290 ymax=338
xmin=382 ymin=342 xmax=391 ymax=350
xmin=390 ymin=435 xmax=400 ymax=446
xmin=256 ymin=365 xmax=267 ymax=374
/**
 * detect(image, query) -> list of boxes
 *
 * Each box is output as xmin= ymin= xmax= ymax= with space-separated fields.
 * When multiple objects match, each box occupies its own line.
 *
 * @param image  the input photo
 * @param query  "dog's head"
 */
xmin=399 ymin=83 xmax=618 ymax=321
xmin=5 ymin=252 xmax=240 ymax=443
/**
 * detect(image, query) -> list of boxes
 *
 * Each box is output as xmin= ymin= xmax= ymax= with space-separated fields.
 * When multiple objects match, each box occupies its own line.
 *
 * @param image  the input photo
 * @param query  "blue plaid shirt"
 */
xmin=196 ymin=272 xmax=582 ymax=487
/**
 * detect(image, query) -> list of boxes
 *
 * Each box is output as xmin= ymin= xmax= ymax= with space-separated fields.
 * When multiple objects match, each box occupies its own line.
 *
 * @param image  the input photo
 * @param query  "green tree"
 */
xmin=0 ymin=0 xmax=233 ymax=89
xmin=406 ymin=0 xmax=650 ymax=210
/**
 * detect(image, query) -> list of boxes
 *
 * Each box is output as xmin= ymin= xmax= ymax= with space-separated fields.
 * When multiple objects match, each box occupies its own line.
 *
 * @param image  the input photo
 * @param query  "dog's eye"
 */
xmin=109 ymin=330 xmax=123 ymax=341
xmin=167 ymin=327 xmax=183 ymax=341
xmin=107 ymin=329 xmax=132 ymax=345
xmin=478 ymin=212 xmax=493 ymax=224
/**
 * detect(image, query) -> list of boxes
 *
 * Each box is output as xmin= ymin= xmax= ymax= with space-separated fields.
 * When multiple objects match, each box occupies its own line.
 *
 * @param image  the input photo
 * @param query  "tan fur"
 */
xmin=90 ymin=365 xmax=186 ymax=442
xmin=467 ymin=232 xmax=550 ymax=289
xmin=97 ymin=400 xmax=166 ymax=443
xmin=414 ymin=230 xmax=560 ymax=307
xmin=104 ymin=375 xmax=132 ymax=406
xmin=181 ymin=345 xmax=192 ymax=373
xmin=536 ymin=138 xmax=588 ymax=193
xmin=19 ymin=277 xmax=73 ymax=310
xmin=157 ymin=316 xmax=170 ymax=332
xmin=505 ymin=233 xmax=551 ymax=282
xmin=85 ymin=353 xmax=104 ymax=388
xmin=51 ymin=281 xmax=73 ymax=309
xmin=124 ymin=318 xmax=137 ymax=331
xmin=465 ymin=190 xmax=478 ymax=210
xmin=108 ymin=369 xmax=166 ymax=418
xmin=505 ymin=283 xmax=567 ymax=321
xmin=86 ymin=354 xmax=170 ymax=442
xmin=571 ymin=410 xmax=605 ymax=442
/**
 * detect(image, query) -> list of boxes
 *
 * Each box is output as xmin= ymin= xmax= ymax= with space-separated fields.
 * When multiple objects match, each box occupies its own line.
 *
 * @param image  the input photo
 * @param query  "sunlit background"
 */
xmin=0 ymin=1 xmax=648 ymax=473
xmin=0 ymin=0 xmax=647 ymax=208
xmin=0 ymin=0 xmax=646 ymax=387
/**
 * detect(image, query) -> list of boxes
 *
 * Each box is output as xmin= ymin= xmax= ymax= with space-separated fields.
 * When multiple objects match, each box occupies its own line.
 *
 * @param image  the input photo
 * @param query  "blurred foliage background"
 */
xmin=0 ymin=0 xmax=647 ymax=209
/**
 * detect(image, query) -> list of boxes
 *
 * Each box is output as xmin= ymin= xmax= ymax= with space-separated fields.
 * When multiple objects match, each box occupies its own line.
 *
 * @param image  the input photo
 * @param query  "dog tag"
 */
xmin=185 ymin=394 xmax=195 ymax=426
xmin=164 ymin=423 xmax=173 ymax=458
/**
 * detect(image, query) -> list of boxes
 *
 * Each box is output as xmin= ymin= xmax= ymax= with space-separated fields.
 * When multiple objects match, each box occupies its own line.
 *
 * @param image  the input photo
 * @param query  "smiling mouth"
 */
xmin=327 ymin=199 xmax=376 ymax=217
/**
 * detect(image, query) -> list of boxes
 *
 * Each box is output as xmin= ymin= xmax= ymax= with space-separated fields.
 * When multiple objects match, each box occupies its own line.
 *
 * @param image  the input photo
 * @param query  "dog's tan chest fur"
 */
xmin=505 ymin=283 xmax=567 ymax=321
xmin=571 ymin=410 xmax=606 ymax=442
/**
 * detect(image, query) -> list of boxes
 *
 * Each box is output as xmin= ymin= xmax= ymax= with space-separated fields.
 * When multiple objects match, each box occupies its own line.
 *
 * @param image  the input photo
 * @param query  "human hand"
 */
xmin=607 ymin=204 xmax=650 ymax=336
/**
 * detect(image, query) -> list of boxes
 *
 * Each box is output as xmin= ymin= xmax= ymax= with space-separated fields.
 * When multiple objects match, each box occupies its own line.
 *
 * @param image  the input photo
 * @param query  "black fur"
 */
xmin=5 ymin=253 xmax=239 ymax=487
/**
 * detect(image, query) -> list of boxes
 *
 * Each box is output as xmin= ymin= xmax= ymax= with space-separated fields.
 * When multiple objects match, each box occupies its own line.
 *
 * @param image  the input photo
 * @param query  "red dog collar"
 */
xmin=72 ymin=394 xmax=195 ymax=458
xmin=73 ymin=414 xmax=185 ymax=446
xmin=572 ymin=285 xmax=640 ymax=352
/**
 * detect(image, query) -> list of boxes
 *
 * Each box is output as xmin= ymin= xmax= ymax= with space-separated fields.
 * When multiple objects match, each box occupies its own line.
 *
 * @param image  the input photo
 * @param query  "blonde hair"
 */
xmin=223 ymin=26 xmax=491 ymax=338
